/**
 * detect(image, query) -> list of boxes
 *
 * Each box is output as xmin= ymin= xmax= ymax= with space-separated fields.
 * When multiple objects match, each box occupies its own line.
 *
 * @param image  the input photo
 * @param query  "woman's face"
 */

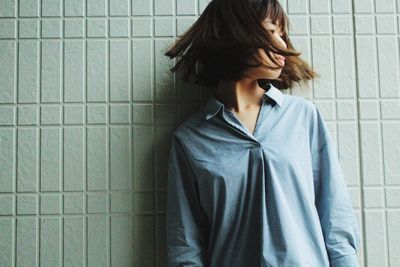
xmin=246 ymin=18 xmax=287 ymax=80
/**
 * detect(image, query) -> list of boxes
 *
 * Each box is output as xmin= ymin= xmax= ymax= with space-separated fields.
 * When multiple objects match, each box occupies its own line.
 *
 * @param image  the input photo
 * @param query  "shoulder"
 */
xmin=168 ymin=108 xmax=214 ymax=164
xmin=170 ymin=109 xmax=205 ymax=144
xmin=284 ymin=93 xmax=314 ymax=107
xmin=283 ymin=94 xmax=328 ymax=140
xmin=283 ymin=94 xmax=317 ymax=118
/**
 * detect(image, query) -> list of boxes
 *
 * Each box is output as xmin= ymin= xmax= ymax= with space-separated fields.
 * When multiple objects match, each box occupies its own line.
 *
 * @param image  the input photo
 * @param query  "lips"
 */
xmin=276 ymin=55 xmax=285 ymax=61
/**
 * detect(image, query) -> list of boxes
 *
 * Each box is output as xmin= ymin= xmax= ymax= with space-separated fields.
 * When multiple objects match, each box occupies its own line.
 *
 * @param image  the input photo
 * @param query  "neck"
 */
xmin=214 ymin=79 xmax=266 ymax=113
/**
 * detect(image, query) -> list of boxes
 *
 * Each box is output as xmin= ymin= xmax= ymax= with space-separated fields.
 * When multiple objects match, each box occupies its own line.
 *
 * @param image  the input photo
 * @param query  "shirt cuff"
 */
xmin=330 ymin=254 xmax=359 ymax=267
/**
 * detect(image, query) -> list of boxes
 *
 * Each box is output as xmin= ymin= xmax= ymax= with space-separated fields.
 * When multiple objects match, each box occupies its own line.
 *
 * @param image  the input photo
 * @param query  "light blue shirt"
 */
xmin=166 ymin=83 xmax=361 ymax=267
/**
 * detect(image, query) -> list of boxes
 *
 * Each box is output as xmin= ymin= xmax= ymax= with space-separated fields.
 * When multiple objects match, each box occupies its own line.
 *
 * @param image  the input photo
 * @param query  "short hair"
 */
xmin=163 ymin=0 xmax=319 ymax=90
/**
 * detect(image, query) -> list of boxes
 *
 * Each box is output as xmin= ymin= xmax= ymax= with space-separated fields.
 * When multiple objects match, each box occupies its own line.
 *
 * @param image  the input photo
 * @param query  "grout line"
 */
xmin=60 ymin=1 xmax=65 ymax=264
xmin=81 ymin=1 xmax=88 ymax=266
xmin=130 ymin=5 xmax=136 ymax=266
xmin=14 ymin=1 xmax=19 ymax=262
xmin=372 ymin=1 xmax=391 ymax=267
xmin=106 ymin=0 xmax=111 ymax=265
xmin=37 ymin=1 xmax=42 ymax=266
xmin=351 ymin=1 xmax=368 ymax=267
xmin=6 ymin=1 xmax=400 ymax=267
xmin=152 ymin=0 xmax=159 ymax=264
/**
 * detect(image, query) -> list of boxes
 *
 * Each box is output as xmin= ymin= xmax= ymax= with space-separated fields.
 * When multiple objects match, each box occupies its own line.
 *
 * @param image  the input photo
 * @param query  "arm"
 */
xmin=310 ymin=106 xmax=361 ymax=267
xmin=166 ymin=134 xmax=209 ymax=267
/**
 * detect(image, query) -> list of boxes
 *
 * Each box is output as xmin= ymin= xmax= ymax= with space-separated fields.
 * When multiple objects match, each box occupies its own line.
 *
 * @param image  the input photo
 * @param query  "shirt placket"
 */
xmin=221 ymin=99 xmax=275 ymax=144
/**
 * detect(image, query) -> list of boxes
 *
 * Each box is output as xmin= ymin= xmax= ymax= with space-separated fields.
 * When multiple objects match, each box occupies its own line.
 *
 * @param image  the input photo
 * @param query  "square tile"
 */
xmin=376 ymin=15 xmax=396 ymax=34
xmin=355 ymin=15 xmax=375 ymax=34
xmin=0 ymin=0 xmax=16 ymax=17
xmin=64 ymin=0 xmax=84 ymax=16
xmin=18 ymin=105 xmax=39 ymax=125
xmin=41 ymin=20 xmax=62 ymax=38
xmin=87 ymin=193 xmax=108 ymax=213
xmin=64 ymin=105 xmax=84 ymax=124
xmin=17 ymin=195 xmax=38 ymax=215
xmin=311 ymin=16 xmax=331 ymax=34
xmin=110 ymin=104 xmax=130 ymax=124
xmin=87 ymin=19 xmax=107 ymax=37
xmin=0 ymin=106 xmax=15 ymax=125
xmin=41 ymin=105 xmax=62 ymax=125
xmin=64 ymin=19 xmax=84 ymax=38
xmin=19 ymin=20 xmax=39 ymax=38
xmin=132 ymin=18 xmax=151 ymax=37
xmin=110 ymin=192 xmax=132 ymax=213
xmin=154 ymin=18 xmax=173 ymax=37
xmin=40 ymin=194 xmax=61 ymax=214
xmin=64 ymin=193 xmax=84 ymax=214
xmin=132 ymin=104 xmax=152 ymax=124
xmin=110 ymin=18 xmax=130 ymax=37
xmin=0 ymin=20 xmax=16 ymax=38
xmin=333 ymin=16 xmax=352 ymax=34
xmin=87 ymin=104 xmax=107 ymax=124
xmin=0 ymin=195 xmax=14 ymax=215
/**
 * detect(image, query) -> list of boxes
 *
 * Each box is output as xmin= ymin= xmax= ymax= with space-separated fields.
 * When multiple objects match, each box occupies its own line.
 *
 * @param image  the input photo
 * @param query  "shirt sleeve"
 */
xmin=166 ymin=134 xmax=209 ymax=267
xmin=310 ymin=105 xmax=361 ymax=267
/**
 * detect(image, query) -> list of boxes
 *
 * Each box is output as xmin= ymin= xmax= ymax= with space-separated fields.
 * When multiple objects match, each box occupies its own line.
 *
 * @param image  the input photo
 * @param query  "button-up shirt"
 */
xmin=166 ymin=83 xmax=361 ymax=267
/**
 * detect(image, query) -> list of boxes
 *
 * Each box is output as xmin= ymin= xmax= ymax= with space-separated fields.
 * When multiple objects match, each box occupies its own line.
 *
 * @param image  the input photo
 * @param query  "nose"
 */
xmin=277 ymin=36 xmax=287 ymax=49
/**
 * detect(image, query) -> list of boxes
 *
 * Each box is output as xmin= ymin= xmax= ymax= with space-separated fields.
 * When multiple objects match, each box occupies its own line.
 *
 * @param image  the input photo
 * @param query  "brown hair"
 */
xmin=163 ymin=0 xmax=319 ymax=90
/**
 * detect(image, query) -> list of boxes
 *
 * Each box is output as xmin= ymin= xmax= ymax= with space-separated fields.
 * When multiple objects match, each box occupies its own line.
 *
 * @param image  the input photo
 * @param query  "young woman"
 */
xmin=163 ymin=0 xmax=361 ymax=266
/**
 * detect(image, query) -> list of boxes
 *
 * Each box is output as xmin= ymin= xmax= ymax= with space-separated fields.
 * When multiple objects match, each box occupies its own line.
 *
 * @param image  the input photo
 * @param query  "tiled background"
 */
xmin=0 ymin=0 xmax=399 ymax=266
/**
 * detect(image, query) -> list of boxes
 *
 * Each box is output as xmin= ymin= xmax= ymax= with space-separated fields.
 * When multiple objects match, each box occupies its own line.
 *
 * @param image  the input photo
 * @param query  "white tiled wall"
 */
xmin=0 ymin=0 xmax=399 ymax=266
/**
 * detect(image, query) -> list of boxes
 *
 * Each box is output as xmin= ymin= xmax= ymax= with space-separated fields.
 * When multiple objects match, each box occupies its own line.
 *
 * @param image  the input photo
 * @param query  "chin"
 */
xmin=258 ymin=70 xmax=282 ymax=80
xmin=250 ymin=67 xmax=283 ymax=80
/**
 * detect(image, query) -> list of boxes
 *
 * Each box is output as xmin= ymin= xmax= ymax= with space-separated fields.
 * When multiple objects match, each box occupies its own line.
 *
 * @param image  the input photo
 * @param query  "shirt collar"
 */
xmin=203 ymin=83 xmax=284 ymax=120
